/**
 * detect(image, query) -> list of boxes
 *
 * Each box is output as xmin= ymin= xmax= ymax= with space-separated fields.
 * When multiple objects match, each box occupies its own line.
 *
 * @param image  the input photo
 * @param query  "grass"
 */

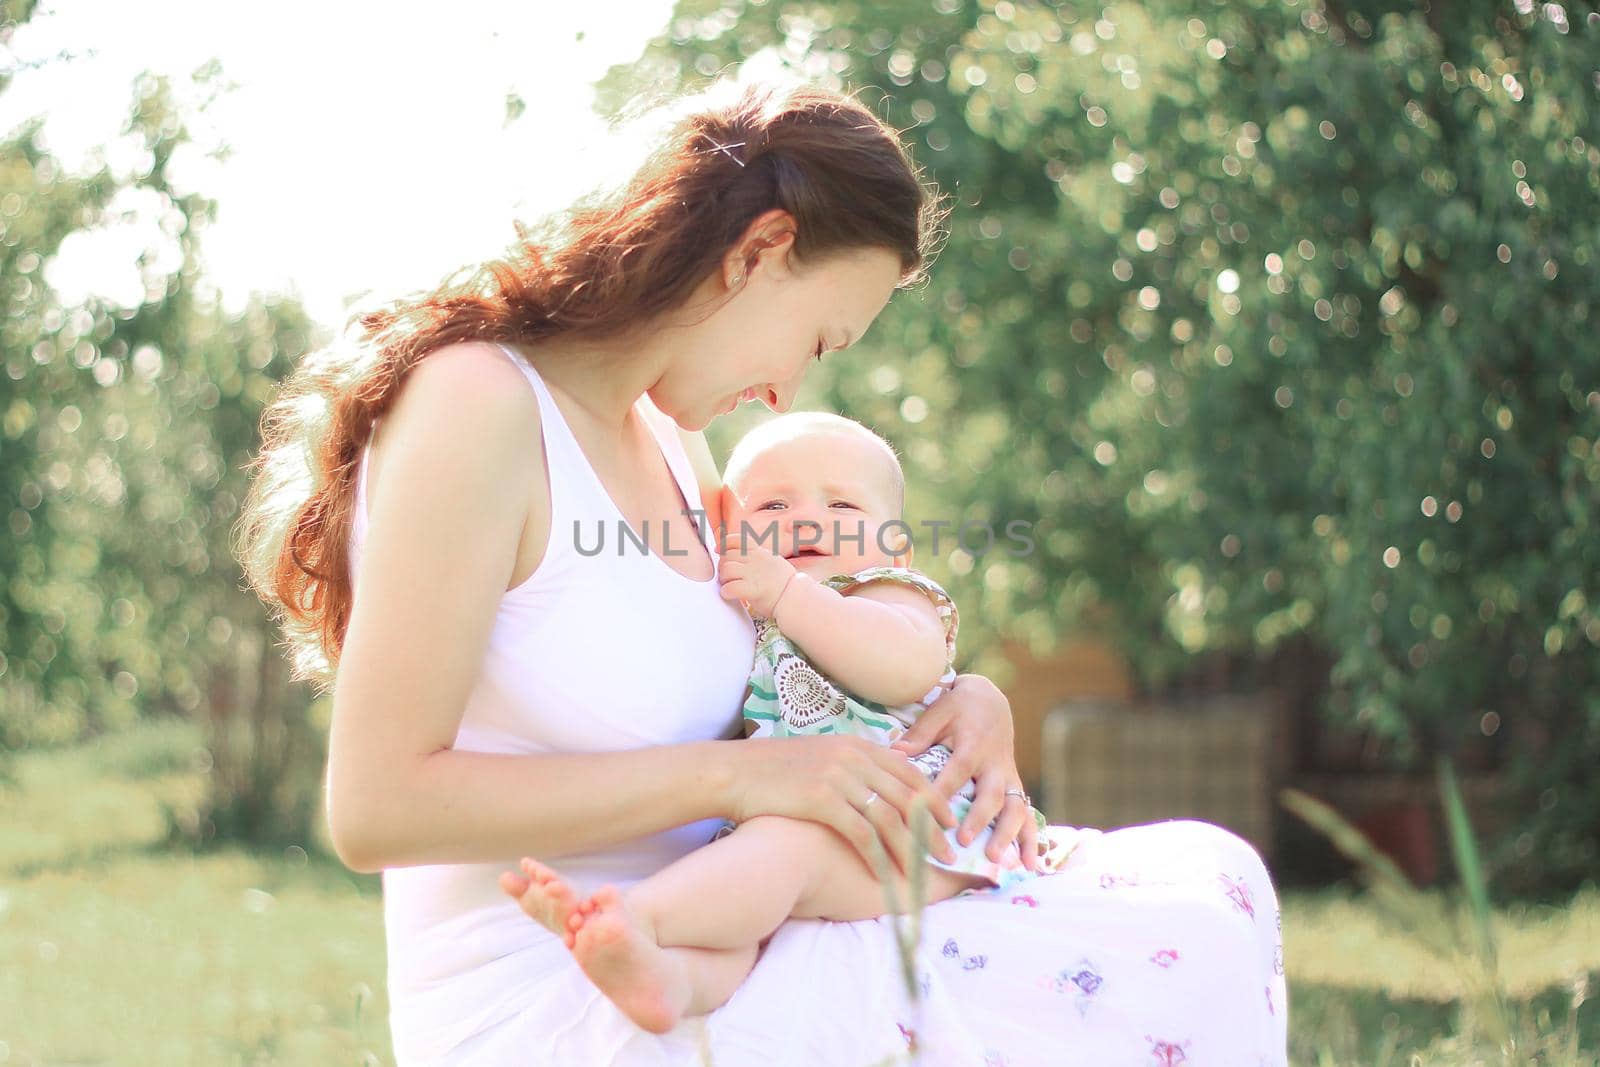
xmin=1281 ymin=768 xmax=1598 ymax=1067
xmin=0 ymin=720 xmax=388 ymax=1066
xmin=1281 ymin=888 xmax=1597 ymax=1064
xmin=0 ymin=719 xmax=1595 ymax=1065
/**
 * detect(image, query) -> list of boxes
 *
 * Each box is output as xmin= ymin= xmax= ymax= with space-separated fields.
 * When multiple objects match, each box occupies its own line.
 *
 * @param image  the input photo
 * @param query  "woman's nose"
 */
xmin=766 ymin=363 xmax=811 ymax=413
xmin=758 ymin=384 xmax=791 ymax=413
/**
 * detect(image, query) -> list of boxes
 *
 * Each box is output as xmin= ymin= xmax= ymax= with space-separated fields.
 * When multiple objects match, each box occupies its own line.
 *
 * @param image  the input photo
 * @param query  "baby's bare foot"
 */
xmin=568 ymin=885 xmax=686 ymax=1034
xmin=500 ymin=858 xmax=582 ymax=947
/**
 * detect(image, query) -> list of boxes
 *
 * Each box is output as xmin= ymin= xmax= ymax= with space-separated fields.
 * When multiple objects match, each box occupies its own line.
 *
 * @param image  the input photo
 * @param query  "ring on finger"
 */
xmin=1004 ymin=788 xmax=1029 ymax=804
xmin=863 ymin=790 xmax=879 ymax=807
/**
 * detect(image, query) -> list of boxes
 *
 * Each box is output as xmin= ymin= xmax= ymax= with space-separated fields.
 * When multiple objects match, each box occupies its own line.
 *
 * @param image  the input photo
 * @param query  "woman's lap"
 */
xmin=430 ymin=819 xmax=1288 ymax=1067
xmin=908 ymin=818 xmax=1288 ymax=1065
xmin=707 ymin=817 xmax=1288 ymax=1066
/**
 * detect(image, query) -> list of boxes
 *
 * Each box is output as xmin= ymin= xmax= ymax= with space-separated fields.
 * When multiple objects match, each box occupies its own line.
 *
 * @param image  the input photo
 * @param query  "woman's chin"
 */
xmin=648 ymin=393 xmax=722 ymax=432
xmin=690 ymin=397 xmax=740 ymax=429
xmin=673 ymin=407 xmax=715 ymax=432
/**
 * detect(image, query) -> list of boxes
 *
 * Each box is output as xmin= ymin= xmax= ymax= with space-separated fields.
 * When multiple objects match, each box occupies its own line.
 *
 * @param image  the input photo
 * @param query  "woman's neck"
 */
xmin=521 ymin=333 xmax=670 ymax=433
xmin=525 ymin=275 xmax=720 ymax=433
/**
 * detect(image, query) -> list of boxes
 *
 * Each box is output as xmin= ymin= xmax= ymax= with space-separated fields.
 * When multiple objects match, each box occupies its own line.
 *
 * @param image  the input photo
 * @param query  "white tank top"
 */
xmin=347 ymin=342 xmax=756 ymax=1059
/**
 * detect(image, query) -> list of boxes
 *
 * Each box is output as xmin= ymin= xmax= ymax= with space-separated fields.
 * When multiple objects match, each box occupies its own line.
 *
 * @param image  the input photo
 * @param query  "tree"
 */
xmin=598 ymin=0 xmax=1600 ymax=892
xmin=2 ymin=6 xmax=322 ymax=846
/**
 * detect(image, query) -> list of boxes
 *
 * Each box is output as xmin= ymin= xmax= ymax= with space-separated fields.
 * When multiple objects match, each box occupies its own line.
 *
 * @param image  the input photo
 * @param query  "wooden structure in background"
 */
xmin=997 ymin=638 xmax=1134 ymax=790
xmin=1039 ymin=696 xmax=1283 ymax=859
xmin=1001 ymin=635 xmax=1513 ymax=880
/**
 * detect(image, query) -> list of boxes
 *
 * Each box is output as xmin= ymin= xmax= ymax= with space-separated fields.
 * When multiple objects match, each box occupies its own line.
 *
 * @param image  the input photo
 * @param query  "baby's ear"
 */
xmin=882 ymin=522 xmax=914 ymax=565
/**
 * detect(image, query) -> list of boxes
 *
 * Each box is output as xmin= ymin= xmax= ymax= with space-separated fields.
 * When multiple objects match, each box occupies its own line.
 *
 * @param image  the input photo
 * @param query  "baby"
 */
xmin=500 ymin=412 xmax=1070 ymax=1034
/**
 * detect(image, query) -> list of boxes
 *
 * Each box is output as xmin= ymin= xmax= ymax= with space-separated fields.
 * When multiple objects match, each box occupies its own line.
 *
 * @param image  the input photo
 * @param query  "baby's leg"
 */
xmin=629 ymin=815 xmax=988 ymax=950
xmin=621 ymin=815 xmax=840 ymax=950
xmin=504 ymin=819 xmax=986 ymax=1031
xmin=501 ymin=818 xmax=870 ymax=1030
xmin=564 ymin=885 xmax=759 ymax=1032
xmin=502 ymin=861 xmax=758 ymax=1034
xmin=777 ymin=818 xmax=990 ymax=922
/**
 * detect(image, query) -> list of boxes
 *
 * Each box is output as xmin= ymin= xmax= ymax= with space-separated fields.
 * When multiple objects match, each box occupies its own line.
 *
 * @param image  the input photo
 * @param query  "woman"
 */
xmin=240 ymin=78 xmax=1287 ymax=1065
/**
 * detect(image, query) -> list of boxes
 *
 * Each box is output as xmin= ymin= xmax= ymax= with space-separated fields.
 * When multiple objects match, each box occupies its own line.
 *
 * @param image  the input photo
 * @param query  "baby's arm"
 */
xmin=774 ymin=575 xmax=948 ymax=707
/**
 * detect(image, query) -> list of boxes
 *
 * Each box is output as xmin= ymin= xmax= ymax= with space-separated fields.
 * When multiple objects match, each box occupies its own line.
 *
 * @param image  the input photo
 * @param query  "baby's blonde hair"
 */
xmin=724 ymin=412 xmax=906 ymax=515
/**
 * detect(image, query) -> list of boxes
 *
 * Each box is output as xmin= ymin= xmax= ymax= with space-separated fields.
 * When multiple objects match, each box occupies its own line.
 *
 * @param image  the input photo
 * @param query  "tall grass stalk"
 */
xmin=1436 ymin=755 xmax=1515 ymax=1053
xmin=1282 ymin=757 xmax=1589 ymax=1065
xmin=699 ymin=803 xmax=935 ymax=1067
xmin=860 ymin=799 xmax=934 ymax=1065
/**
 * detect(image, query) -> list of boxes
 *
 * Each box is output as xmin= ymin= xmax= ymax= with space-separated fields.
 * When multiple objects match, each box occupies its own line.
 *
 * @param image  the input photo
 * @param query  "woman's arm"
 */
xmin=327 ymin=348 xmax=948 ymax=875
xmin=330 ymin=343 xmax=725 ymax=870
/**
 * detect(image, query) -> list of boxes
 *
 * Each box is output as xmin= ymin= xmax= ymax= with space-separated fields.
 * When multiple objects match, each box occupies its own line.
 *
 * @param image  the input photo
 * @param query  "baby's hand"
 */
xmin=718 ymin=534 xmax=798 ymax=619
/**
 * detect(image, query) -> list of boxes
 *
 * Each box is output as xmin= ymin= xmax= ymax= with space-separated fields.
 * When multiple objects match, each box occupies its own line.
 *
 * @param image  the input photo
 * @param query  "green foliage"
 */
xmin=603 ymin=0 xmax=1600 ymax=892
xmin=1 ymin=18 xmax=323 ymax=846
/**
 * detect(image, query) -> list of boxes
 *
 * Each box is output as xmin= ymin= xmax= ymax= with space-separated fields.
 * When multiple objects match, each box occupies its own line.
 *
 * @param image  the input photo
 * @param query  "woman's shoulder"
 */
xmin=367 ymin=342 xmax=545 ymax=517
xmin=396 ymin=342 xmax=540 ymax=421
xmin=378 ymin=343 xmax=539 ymax=449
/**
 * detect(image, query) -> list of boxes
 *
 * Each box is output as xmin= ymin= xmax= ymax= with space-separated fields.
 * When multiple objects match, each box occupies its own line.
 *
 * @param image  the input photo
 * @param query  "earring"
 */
xmin=731 ymin=271 xmax=743 ymax=287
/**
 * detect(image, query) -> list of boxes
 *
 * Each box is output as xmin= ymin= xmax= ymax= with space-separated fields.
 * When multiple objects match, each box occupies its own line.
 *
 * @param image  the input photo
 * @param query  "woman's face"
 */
xmin=649 ymin=237 xmax=904 ymax=431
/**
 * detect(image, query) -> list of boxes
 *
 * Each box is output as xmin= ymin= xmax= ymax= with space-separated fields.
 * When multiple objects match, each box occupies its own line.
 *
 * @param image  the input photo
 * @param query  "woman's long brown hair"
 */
xmin=235 ymin=78 xmax=945 ymax=688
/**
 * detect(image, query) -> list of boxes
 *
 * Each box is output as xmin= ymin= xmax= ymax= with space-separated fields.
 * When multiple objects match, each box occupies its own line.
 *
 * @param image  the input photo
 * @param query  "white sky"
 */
xmin=4 ymin=0 xmax=681 ymax=329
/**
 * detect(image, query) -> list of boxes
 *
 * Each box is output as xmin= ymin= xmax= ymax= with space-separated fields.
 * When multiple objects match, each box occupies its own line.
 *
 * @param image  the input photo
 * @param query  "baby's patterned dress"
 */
xmin=722 ymin=565 xmax=1078 ymax=893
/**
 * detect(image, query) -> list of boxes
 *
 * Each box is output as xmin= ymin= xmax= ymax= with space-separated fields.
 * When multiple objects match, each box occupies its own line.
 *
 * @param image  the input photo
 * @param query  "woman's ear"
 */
xmin=730 ymin=208 xmax=797 ymax=281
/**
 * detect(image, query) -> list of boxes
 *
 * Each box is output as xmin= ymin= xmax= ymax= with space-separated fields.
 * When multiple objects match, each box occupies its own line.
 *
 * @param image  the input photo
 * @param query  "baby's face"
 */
xmin=723 ymin=431 xmax=907 ymax=580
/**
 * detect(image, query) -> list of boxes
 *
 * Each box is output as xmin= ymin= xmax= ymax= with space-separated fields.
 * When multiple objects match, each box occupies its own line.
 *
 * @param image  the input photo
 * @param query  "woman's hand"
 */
xmin=889 ymin=673 xmax=1043 ymax=872
xmin=720 ymin=734 xmax=961 ymax=882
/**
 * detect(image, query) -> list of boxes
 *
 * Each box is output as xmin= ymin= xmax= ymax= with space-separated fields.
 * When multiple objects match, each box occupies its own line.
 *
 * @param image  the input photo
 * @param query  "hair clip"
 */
xmin=708 ymin=140 xmax=747 ymax=168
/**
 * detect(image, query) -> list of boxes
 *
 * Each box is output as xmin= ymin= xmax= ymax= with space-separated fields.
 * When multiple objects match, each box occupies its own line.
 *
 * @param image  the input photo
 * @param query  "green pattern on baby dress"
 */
xmin=738 ymin=565 xmax=1063 ymax=893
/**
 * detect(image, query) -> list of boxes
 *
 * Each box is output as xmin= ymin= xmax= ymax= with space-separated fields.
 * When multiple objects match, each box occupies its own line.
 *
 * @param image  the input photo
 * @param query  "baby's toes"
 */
xmin=521 ymin=857 xmax=555 ymax=884
xmin=534 ymin=891 xmax=560 ymax=921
